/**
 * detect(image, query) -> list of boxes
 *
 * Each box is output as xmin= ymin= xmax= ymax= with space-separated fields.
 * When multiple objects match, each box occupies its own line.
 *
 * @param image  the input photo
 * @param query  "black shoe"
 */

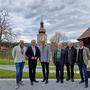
xmin=85 ymin=82 xmax=88 ymax=88
xmin=79 ymin=80 xmax=84 ymax=84
xmin=85 ymin=84 xmax=88 ymax=88
xmin=61 ymin=80 xmax=63 ymax=83
xmin=56 ymin=80 xmax=59 ymax=83
xmin=45 ymin=80 xmax=48 ymax=84
xmin=66 ymin=78 xmax=70 ymax=81
xmin=31 ymin=82 xmax=33 ymax=85
xmin=71 ymin=79 xmax=74 ymax=82
xmin=33 ymin=80 xmax=39 ymax=83
xmin=41 ymin=79 xmax=46 ymax=82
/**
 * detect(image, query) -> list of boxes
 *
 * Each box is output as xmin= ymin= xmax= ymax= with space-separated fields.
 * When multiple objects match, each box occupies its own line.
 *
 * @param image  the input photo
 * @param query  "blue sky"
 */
xmin=0 ymin=0 xmax=90 ymax=42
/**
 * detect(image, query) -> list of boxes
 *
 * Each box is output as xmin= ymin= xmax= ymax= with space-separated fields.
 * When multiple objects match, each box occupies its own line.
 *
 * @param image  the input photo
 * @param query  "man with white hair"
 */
xmin=65 ymin=41 xmax=77 ymax=82
xmin=12 ymin=40 xmax=26 ymax=89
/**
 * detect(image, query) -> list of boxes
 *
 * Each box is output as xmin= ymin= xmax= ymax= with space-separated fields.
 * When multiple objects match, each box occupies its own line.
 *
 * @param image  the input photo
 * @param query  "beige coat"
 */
xmin=77 ymin=47 xmax=90 ymax=65
xmin=12 ymin=45 xmax=27 ymax=63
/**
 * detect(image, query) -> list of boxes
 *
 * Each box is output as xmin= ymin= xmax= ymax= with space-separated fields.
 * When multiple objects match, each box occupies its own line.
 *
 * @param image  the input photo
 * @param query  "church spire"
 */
xmin=39 ymin=16 xmax=45 ymax=33
xmin=40 ymin=16 xmax=44 ymax=28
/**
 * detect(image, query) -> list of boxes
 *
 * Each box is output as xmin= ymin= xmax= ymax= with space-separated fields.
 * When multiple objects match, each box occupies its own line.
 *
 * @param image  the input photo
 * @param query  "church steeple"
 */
xmin=37 ymin=17 xmax=47 ymax=45
xmin=40 ymin=17 xmax=44 ymax=28
xmin=40 ymin=20 xmax=44 ymax=28
xmin=39 ymin=17 xmax=45 ymax=33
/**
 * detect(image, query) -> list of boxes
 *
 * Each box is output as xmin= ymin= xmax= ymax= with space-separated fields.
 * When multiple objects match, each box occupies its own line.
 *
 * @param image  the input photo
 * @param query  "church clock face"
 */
xmin=40 ymin=35 xmax=45 ymax=41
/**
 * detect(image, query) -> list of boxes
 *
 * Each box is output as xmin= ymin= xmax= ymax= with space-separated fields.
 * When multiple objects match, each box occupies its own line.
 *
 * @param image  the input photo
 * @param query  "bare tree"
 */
xmin=0 ymin=9 xmax=15 ymax=44
xmin=50 ymin=32 xmax=68 ymax=60
xmin=50 ymin=32 xmax=61 ymax=43
xmin=50 ymin=32 xmax=68 ymax=43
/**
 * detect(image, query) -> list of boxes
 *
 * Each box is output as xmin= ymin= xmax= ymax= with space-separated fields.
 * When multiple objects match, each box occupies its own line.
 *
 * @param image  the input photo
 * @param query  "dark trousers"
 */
xmin=78 ymin=63 xmax=88 ymax=84
xmin=28 ymin=60 xmax=37 ymax=82
xmin=15 ymin=62 xmax=25 ymax=84
xmin=55 ymin=62 xmax=64 ymax=81
xmin=41 ymin=62 xmax=49 ymax=81
xmin=66 ymin=64 xmax=74 ymax=80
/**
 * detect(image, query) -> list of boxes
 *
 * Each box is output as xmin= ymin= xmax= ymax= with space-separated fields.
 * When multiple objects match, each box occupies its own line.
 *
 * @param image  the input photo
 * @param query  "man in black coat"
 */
xmin=26 ymin=40 xmax=40 ymax=85
xmin=65 ymin=41 xmax=77 ymax=82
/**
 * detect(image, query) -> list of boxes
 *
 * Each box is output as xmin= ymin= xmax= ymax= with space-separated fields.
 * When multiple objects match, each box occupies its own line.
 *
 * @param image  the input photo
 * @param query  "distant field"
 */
xmin=0 ymin=59 xmax=14 ymax=65
xmin=0 ymin=50 xmax=54 ymax=66
xmin=0 ymin=50 xmax=14 ymax=65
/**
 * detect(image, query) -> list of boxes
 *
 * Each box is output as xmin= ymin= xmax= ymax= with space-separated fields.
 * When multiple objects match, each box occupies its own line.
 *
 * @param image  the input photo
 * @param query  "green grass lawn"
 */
xmin=0 ymin=59 xmax=14 ymax=65
xmin=0 ymin=69 xmax=80 ymax=79
xmin=0 ymin=50 xmax=54 ymax=66
xmin=0 ymin=58 xmax=54 ymax=66
xmin=0 ymin=53 xmax=80 ymax=79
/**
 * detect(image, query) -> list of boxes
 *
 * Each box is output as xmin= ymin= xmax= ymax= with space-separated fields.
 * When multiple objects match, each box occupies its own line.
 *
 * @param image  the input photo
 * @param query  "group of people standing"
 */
xmin=12 ymin=39 xmax=90 ymax=89
xmin=53 ymin=41 xmax=90 ymax=88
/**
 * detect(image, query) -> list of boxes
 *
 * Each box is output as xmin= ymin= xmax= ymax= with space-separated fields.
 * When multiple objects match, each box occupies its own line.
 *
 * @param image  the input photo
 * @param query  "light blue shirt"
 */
xmin=39 ymin=45 xmax=50 ymax=62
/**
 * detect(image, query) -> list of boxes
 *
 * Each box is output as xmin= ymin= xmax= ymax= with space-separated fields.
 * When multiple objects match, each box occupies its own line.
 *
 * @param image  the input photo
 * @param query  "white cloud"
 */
xmin=0 ymin=0 xmax=90 ymax=42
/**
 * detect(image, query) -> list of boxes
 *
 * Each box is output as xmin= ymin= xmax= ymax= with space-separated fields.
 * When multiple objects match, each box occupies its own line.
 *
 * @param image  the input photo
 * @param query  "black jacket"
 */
xmin=65 ymin=46 xmax=77 ymax=64
xmin=26 ymin=46 xmax=40 ymax=61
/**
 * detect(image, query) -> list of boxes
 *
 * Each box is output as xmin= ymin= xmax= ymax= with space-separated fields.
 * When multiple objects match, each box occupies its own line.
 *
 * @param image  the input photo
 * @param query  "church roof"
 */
xmin=78 ymin=28 xmax=90 ymax=40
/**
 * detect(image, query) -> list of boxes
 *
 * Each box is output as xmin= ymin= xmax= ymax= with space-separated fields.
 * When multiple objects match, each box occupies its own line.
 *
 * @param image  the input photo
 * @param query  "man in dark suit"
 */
xmin=26 ymin=40 xmax=40 ymax=85
xmin=65 ymin=41 xmax=77 ymax=82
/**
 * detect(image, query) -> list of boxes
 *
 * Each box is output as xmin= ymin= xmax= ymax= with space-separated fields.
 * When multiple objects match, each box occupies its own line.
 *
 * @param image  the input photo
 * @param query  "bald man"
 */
xmin=12 ymin=40 xmax=26 ymax=89
xmin=26 ymin=40 xmax=40 ymax=85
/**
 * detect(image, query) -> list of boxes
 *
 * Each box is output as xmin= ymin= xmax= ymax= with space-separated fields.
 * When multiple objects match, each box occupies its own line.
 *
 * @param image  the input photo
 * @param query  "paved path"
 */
xmin=0 ymin=65 xmax=55 ymax=73
xmin=0 ymin=79 xmax=90 ymax=90
xmin=0 ymin=65 xmax=79 ymax=73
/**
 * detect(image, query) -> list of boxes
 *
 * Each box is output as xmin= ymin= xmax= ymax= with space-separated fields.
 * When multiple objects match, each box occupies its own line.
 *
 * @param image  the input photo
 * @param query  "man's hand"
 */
xmin=34 ymin=57 xmax=37 ymax=60
xmin=31 ymin=57 xmax=35 ymax=60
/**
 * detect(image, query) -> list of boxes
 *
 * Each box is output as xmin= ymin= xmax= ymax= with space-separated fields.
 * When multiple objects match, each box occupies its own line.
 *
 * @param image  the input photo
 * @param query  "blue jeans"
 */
xmin=15 ymin=62 xmax=25 ymax=84
xmin=78 ymin=63 xmax=88 ymax=84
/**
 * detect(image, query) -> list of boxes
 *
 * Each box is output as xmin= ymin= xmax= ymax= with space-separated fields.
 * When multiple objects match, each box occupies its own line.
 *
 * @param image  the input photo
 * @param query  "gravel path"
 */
xmin=0 ymin=79 xmax=90 ymax=90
